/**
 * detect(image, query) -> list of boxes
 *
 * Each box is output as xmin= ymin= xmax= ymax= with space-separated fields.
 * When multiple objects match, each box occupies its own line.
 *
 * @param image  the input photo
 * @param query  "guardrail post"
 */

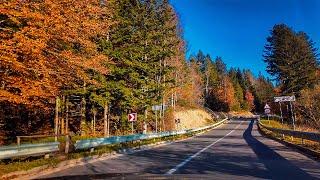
xmin=44 ymin=154 xmax=50 ymax=159
xmin=65 ymin=135 xmax=70 ymax=154
xmin=301 ymin=138 xmax=304 ymax=145
xmin=17 ymin=136 xmax=20 ymax=147
xmin=138 ymin=140 xmax=141 ymax=149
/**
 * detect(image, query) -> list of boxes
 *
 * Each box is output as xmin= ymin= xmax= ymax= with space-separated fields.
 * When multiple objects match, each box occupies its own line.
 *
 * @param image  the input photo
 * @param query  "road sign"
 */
xmin=264 ymin=103 xmax=271 ymax=114
xmin=264 ymin=109 xmax=271 ymax=114
xmin=175 ymin=118 xmax=180 ymax=124
xmin=274 ymin=96 xmax=296 ymax=102
xmin=152 ymin=104 xmax=167 ymax=111
xmin=264 ymin=104 xmax=270 ymax=110
xmin=128 ymin=113 xmax=137 ymax=122
xmin=152 ymin=105 xmax=162 ymax=111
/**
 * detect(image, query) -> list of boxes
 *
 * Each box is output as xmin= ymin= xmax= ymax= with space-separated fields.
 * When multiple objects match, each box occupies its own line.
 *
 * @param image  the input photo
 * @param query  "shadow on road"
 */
xmin=243 ymin=120 xmax=314 ymax=180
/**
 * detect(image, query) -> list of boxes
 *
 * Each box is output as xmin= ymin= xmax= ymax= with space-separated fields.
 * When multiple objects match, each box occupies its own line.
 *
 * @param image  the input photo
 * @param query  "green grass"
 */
xmin=0 ymin=157 xmax=60 ymax=177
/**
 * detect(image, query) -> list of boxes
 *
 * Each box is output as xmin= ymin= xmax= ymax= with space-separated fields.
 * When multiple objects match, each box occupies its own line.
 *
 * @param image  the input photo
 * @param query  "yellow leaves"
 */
xmin=245 ymin=90 xmax=255 ymax=110
xmin=1 ymin=0 xmax=112 ymax=106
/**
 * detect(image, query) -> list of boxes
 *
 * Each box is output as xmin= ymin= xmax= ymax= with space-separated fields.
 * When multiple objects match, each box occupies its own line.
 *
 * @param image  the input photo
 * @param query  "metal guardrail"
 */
xmin=258 ymin=121 xmax=320 ymax=142
xmin=75 ymin=118 xmax=228 ymax=150
xmin=0 ymin=134 xmax=70 ymax=160
xmin=0 ymin=142 xmax=60 ymax=160
xmin=0 ymin=114 xmax=227 ymax=160
xmin=203 ymin=107 xmax=219 ymax=119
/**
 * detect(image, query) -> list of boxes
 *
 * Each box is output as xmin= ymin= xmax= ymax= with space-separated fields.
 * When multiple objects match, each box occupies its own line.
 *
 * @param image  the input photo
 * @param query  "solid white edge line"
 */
xmin=165 ymin=120 xmax=244 ymax=175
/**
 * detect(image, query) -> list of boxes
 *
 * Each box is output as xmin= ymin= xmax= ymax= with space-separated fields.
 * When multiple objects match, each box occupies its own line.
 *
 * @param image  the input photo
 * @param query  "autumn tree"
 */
xmin=0 ymin=0 xmax=111 ymax=106
xmin=252 ymin=74 xmax=275 ymax=112
xmin=297 ymin=85 xmax=320 ymax=128
xmin=0 ymin=0 xmax=112 ymax=141
xmin=244 ymin=90 xmax=255 ymax=111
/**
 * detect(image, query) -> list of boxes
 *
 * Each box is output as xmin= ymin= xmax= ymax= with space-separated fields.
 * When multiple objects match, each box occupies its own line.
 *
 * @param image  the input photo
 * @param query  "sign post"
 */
xmin=152 ymin=105 xmax=165 ymax=133
xmin=289 ymin=101 xmax=295 ymax=130
xmin=264 ymin=104 xmax=271 ymax=124
xmin=279 ymin=102 xmax=283 ymax=124
xmin=155 ymin=111 xmax=158 ymax=133
xmin=274 ymin=96 xmax=296 ymax=130
xmin=128 ymin=113 xmax=137 ymax=134
xmin=175 ymin=118 xmax=181 ymax=130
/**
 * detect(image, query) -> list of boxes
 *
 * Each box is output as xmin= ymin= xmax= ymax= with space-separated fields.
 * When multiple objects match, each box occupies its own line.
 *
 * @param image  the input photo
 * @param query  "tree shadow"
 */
xmin=243 ymin=120 xmax=315 ymax=179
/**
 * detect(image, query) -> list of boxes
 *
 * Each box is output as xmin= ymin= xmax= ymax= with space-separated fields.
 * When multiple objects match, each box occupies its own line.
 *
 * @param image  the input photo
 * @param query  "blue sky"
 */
xmin=170 ymin=0 xmax=320 ymax=77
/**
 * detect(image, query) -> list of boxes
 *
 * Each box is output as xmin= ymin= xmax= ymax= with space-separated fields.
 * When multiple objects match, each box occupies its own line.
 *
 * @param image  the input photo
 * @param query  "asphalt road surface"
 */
xmin=36 ymin=119 xmax=320 ymax=179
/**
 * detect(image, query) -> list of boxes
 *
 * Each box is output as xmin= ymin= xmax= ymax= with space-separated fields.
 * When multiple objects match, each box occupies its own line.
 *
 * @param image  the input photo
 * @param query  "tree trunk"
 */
xmin=54 ymin=97 xmax=59 ymax=141
xmin=205 ymin=70 xmax=209 ymax=99
xmin=65 ymin=98 xmax=69 ymax=135
xmin=80 ymin=96 xmax=86 ymax=136
xmin=174 ymin=91 xmax=177 ymax=110
xmin=0 ymin=104 xmax=4 ymax=145
xmin=93 ymin=112 xmax=96 ymax=136
xmin=81 ymin=82 xmax=86 ymax=136
xmin=61 ymin=95 xmax=65 ymax=135
xmin=107 ymin=111 xmax=110 ymax=137
xmin=144 ymin=109 xmax=147 ymax=134
xmin=171 ymin=93 xmax=174 ymax=107
xmin=104 ymin=103 xmax=108 ymax=137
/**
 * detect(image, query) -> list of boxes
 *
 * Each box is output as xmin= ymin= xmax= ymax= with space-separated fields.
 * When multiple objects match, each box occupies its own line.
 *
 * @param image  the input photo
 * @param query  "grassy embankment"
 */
xmin=259 ymin=119 xmax=320 ymax=153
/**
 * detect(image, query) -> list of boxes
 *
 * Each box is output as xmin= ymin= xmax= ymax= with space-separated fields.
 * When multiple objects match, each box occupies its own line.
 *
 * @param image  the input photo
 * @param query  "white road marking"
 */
xmin=165 ymin=120 xmax=244 ymax=175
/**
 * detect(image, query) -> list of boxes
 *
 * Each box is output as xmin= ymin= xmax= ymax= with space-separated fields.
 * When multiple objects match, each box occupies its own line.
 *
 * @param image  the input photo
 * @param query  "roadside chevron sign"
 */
xmin=128 ymin=113 xmax=137 ymax=122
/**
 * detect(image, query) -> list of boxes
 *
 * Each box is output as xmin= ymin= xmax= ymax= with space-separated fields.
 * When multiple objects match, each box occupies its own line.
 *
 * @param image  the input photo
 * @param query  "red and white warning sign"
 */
xmin=264 ymin=104 xmax=271 ymax=114
xmin=128 ymin=113 xmax=137 ymax=122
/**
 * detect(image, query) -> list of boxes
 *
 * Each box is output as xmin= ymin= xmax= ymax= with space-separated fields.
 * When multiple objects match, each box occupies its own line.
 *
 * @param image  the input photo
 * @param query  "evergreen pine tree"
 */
xmin=263 ymin=24 xmax=318 ymax=94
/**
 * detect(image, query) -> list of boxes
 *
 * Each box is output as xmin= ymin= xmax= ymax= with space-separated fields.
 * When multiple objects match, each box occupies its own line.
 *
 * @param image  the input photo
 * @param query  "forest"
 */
xmin=0 ymin=0 xmax=319 ymax=145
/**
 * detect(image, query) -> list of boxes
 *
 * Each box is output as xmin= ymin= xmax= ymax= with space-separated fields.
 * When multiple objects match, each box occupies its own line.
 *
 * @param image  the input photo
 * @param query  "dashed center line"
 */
xmin=165 ymin=120 xmax=243 ymax=175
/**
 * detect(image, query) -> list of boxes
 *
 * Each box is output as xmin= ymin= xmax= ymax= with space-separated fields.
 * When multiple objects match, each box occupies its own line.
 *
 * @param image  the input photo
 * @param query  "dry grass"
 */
xmin=174 ymin=109 xmax=215 ymax=130
xmin=259 ymin=119 xmax=320 ymax=153
xmin=229 ymin=111 xmax=254 ymax=117
xmin=260 ymin=119 xmax=319 ymax=132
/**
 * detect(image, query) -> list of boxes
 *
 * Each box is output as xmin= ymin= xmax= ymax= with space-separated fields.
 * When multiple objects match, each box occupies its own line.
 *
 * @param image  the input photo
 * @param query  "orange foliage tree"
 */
xmin=245 ymin=90 xmax=255 ymax=111
xmin=0 ymin=0 xmax=112 ymax=106
xmin=211 ymin=76 xmax=237 ymax=111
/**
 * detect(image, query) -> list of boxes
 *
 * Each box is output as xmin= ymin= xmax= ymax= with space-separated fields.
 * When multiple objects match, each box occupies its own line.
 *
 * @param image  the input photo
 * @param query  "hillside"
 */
xmin=174 ymin=109 xmax=216 ymax=130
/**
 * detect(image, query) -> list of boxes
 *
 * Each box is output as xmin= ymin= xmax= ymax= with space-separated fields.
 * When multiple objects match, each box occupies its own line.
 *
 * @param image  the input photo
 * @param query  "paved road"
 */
xmin=37 ymin=119 xmax=320 ymax=179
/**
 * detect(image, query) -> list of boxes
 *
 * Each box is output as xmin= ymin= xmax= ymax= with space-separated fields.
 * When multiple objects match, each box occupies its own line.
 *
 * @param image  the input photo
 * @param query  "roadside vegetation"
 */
xmin=262 ymin=24 xmax=320 ymax=130
xmin=259 ymin=119 xmax=320 ymax=154
xmin=0 ymin=0 xmax=267 ymax=145
xmin=0 ymin=123 xmax=219 ymax=177
xmin=0 ymin=0 xmax=320 ymax=176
